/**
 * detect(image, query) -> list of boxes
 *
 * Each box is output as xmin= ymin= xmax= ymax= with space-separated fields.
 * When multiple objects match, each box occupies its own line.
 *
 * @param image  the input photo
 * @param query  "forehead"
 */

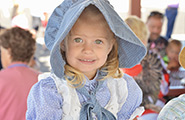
xmin=147 ymin=17 xmax=163 ymax=24
xmin=70 ymin=12 xmax=114 ymax=39
xmin=169 ymin=44 xmax=181 ymax=50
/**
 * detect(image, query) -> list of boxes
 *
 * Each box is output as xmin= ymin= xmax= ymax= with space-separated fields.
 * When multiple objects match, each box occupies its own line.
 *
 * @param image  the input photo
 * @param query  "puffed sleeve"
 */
xmin=26 ymin=76 xmax=63 ymax=120
xmin=117 ymin=74 xmax=144 ymax=120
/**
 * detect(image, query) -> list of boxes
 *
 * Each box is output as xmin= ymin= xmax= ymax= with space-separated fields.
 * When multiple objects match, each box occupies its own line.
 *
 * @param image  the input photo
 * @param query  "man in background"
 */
xmin=146 ymin=11 xmax=170 ymax=109
xmin=146 ymin=11 xmax=168 ymax=58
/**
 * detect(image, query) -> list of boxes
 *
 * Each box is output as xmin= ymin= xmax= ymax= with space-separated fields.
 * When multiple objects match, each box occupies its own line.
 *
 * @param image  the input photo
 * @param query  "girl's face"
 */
xmin=62 ymin=17 xmax=115 ymax=80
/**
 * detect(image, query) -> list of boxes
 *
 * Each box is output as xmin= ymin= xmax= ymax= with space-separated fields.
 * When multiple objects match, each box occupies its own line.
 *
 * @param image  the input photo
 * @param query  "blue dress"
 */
xmin=26 ymin=73 xmax=143 ymax=120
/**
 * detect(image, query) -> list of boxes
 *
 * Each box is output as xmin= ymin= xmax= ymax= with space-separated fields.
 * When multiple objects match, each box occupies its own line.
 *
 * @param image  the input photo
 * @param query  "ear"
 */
xmin=6 ymin=48 xmax=12 ymax=63
xmin=0 ymin=47 xmax=12 ymax=68
xmin=7 ymin=48 xmax=12 ymax=59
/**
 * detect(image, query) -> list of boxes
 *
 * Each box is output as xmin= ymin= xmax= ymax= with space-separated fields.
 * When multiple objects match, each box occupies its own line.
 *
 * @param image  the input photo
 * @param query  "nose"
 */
xmin=153 ymin=27 xmax=161 ymax=35
xmin=82 ymin=42 xmax=93 ymax=54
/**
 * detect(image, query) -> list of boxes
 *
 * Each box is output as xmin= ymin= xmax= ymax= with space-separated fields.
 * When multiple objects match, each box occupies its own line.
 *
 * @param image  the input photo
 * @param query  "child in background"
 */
xmin=157 ymin=46 xmax=185 ymax=120
xmin=163 ymin=39 xmax=182 ymax=72
xmin=26 ymin=0 xmax=147 ymax=120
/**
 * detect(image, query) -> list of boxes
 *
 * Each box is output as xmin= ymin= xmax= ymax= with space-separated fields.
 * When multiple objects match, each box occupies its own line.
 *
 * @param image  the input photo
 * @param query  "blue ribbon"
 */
xmin=77 ymin=80 xmax=116 ymax=120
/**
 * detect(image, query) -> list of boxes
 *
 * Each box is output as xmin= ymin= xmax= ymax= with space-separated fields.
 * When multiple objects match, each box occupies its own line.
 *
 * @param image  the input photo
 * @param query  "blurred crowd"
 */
xmin=121 ymin=10 xmax=184 ymax=120
xmin=0 ymin=1 xmax=50 ymax=71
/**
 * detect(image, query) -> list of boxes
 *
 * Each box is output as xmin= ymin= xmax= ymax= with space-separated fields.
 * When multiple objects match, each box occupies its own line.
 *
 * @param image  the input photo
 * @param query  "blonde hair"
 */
xmin=125 ymin=16 xmax=149 ymax=46
xmin=61 ymin=5 xmax=122 ymax=88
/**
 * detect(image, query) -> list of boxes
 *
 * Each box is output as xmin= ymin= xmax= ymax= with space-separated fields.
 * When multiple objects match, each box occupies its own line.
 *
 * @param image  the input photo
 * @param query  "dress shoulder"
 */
xmin=117 ymin=74 xmax=143 ymax=119
xmin=26 ymin=74 xmax=63 ymax=120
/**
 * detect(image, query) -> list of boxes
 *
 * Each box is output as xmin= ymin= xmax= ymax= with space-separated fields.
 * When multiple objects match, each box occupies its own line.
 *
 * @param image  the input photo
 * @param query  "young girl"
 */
xmin=26 ymin=0 xmax=146 ymax=119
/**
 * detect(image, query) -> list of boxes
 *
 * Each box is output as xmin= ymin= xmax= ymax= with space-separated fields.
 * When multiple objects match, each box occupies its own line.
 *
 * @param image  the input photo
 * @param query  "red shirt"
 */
xmin=0 ymin=63 xmax=39 ymax=120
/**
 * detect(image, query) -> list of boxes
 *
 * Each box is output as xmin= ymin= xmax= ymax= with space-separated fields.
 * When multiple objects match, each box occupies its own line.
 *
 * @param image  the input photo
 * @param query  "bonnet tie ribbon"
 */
xmin=77 ymin=80 xmax=116 ymax=120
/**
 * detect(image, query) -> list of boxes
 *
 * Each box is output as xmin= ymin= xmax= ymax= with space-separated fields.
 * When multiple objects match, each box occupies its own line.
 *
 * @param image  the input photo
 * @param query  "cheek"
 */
xmin=65 ymin=45 xmax=78 ymax=63
xmin=65 ymin=49 xmax=73 ymax=61
xmin=98 ymin=49 xmax=111 ymax=62
xmin=97 ymin=53 xmax=108 ymax=67
xmin=168 ymin=52 xmax=173 ymax=57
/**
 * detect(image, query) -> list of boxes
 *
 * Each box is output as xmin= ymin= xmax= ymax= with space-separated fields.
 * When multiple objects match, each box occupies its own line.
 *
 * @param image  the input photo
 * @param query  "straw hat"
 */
xmin=179 ymin=47 xmax=185 ymax=69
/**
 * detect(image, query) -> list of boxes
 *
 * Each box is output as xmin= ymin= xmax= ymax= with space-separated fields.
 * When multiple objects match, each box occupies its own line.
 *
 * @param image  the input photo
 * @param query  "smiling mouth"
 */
xmin=79 ymin=59 xmax=95 ymax=63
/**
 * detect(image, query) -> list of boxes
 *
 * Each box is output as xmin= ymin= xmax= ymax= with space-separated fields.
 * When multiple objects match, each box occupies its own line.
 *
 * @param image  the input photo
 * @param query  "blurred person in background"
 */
xmin=0 ymin=27 xmax=39 ymax=120
xmin=165 ymin=0 xmax=179 ymax=40
xmin=157 ymin=46 xmax=185 ymax=120
xmin=11 ymin=3 xmax=31 ymax=30
xmin=11 ymin=2 xmax=41 ymax=71
xmin=146 ymin=11 xmax=170 ymax=108
xmin=146 ymin=11 xmax=168 ymax=58
xmin=122 ymin=16 xmax=163 ymax=120
xmin=162 ymin=39 xmax=184 ymax=103
xmin=163 ymin=39 xmax=182 ymax=72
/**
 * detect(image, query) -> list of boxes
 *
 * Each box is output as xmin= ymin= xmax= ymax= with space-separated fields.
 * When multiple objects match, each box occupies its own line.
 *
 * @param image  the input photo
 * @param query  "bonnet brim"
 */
xmin=44 ymin=0 xmax=147 ymax=78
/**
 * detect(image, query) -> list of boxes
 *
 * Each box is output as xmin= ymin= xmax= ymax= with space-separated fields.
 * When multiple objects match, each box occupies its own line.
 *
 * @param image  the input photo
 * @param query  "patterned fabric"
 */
xmin=134 ymin=52 xmax=162 ymax=106
xmin=0 ymin=62 xmax=39 ymax=120
xmin=157 ymin=94 xmax=185 ymax=120
xmin=148 ymin=36 xmax=168 ymax=58
xmin=44 ymin=0 xmax=146 ymax=78
xmin=77 ymin=81 xmax=116 ymax=120
xmin=26 ymin=74 xmax=143 ymax=120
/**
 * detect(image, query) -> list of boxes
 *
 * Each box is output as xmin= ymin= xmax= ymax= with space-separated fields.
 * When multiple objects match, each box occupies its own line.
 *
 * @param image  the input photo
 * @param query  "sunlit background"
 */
xmin=1 ymin=0 xmax=185 ymax=72
xmin=1 ymin=0 xmax=185 ymax=36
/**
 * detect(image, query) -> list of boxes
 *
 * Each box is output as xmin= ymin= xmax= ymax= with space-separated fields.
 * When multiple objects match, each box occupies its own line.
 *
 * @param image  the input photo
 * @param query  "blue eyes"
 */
xmin=74 ymin=38 xmax=103 ymax=44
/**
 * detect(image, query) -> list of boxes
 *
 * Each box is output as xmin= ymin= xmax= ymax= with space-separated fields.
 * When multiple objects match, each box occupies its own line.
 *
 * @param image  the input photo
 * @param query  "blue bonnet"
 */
xmin=44 ymin=0 xmax=147 ymax=78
